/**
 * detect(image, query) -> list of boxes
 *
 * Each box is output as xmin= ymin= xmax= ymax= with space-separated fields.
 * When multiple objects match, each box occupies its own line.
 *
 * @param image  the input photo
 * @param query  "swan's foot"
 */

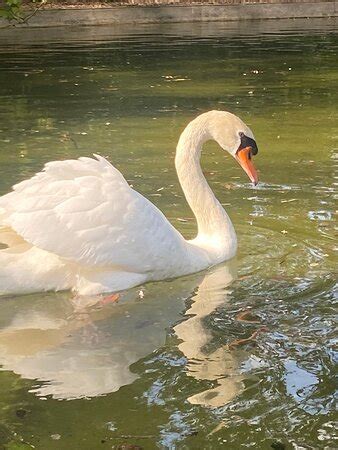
xmin=100 ymin=293 xmax=120 ymax=305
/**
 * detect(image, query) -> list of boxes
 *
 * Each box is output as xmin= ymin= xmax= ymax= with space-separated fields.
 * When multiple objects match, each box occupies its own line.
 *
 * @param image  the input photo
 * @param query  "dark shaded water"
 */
xmin=0 ymin=18 xmax=337 ymax=449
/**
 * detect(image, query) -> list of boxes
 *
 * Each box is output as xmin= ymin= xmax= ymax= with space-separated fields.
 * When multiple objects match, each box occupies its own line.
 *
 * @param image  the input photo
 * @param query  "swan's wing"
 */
xmin=0 ymin=155 xmax=185 ymax=271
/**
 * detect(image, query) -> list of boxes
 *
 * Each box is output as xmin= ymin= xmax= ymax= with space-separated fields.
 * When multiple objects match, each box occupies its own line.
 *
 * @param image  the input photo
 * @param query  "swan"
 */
xmin=0 ymin=110 xmax=258 ymax=296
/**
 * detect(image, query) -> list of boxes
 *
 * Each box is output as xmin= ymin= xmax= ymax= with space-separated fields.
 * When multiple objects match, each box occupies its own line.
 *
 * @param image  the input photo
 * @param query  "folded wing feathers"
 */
xmin=0 ymin=154 xmax=175 ymax=270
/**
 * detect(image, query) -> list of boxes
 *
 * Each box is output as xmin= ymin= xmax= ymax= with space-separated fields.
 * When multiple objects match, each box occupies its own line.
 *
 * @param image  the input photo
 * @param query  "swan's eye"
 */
xmin=239 ymin=131 xmax=245 ymax=137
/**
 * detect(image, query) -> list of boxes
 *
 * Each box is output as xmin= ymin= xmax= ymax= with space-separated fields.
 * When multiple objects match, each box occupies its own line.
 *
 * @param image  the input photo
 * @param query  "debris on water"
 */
xmin=138 ymin=290 xmax=145 ymax=299
xmin=50 ymin=434 xmax=61 ymax=440
xmin=106 ymin=421 xmax=117 ymax=431
xmin=281 ymin=199 xmax=297 ymax=203
xmin=235 ymin=310 xmax=260 ymax=324
xmin=207 ymin=420 xmax=229 ymax=436
xmin=15 ymin=409 xmax=27 ymax=419
xmin=228 ymin=326 xmax=269 ymax=350
xmin=223 ymin=183 xmax=235 ymax=190
xmin=281 ymin=230 xmax=288 ymax=234
xmin=161 ymin=75 xmax=190 ymax=82
xmin=59 ymin=132 xmax=79 ymax=149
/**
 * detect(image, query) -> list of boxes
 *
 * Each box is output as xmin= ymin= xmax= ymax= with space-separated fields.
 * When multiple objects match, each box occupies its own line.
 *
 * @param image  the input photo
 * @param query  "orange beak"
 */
xmin=235 ymin=146 xmax=258 ymax=185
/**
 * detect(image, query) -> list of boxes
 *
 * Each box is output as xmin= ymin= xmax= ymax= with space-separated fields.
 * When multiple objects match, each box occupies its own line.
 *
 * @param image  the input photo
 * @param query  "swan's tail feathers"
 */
xmin=0 ymin=244 xmax=73 ymax=296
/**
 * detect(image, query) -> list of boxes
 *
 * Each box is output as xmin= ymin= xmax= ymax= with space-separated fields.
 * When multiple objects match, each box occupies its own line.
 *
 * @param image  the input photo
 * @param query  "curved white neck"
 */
xmin=175 ymin=116 xmax=237 ymax=261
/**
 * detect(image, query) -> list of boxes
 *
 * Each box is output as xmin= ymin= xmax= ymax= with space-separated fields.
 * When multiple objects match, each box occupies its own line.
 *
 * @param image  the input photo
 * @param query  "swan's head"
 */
xmin=205 ymin=110 xmax=259 ymax=185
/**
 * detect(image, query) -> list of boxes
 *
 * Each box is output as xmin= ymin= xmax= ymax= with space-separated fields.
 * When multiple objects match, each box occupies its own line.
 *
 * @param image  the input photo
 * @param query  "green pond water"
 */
xmin=0 ymin=18 xmax=337 ymax=449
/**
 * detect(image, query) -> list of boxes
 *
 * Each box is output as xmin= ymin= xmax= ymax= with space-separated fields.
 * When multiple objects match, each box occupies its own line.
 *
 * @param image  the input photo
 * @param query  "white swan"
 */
xmin=0 ymin=110 xmax=258 ymax=296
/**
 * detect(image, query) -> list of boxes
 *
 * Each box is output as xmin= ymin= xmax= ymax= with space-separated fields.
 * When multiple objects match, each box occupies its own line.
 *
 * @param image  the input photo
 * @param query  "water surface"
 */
xmin=0 ymin=18 xmax=337 ymax=449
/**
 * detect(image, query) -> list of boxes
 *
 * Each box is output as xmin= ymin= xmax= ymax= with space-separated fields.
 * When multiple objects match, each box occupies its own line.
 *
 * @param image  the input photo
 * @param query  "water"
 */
xmin=0 ymin=18 xmax=337 ymax=449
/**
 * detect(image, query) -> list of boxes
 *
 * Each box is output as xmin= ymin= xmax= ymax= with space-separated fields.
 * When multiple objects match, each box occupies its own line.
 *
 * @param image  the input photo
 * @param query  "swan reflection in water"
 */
xmin=0 ymin=262 xmax=242 ymax=406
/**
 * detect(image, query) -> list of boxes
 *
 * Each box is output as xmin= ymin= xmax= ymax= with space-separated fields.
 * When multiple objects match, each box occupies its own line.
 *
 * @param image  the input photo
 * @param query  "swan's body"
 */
xmin=0 ymin=110 xmax=258 ymax=296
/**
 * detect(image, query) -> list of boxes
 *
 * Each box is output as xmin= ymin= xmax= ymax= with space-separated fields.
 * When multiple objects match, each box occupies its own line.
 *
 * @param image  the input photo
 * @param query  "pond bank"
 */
xmin=0 ymin=1 xmax=337 ymax=28
xmin=0 ymin=17 xmax=336 ymax=47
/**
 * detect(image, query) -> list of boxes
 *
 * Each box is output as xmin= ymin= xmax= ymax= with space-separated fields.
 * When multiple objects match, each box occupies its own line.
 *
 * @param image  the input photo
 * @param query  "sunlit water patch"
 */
xmin=0 ymin=18 xmax=337 ymax=450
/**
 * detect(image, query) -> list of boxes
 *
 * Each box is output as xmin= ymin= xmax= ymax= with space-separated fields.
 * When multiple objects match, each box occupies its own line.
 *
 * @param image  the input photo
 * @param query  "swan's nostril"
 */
xmin=251 ymin=142 xmax=258 ymax=156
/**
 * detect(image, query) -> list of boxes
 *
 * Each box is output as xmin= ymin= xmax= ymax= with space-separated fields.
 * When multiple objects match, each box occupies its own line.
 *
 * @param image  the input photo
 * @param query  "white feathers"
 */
xmin=0 ymin=155 xmax=198 ymax=295
xmin=1 ymin=155 xmax=187 ymax=271
xmin=0 ymin=111 xmax=246 ymax=296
